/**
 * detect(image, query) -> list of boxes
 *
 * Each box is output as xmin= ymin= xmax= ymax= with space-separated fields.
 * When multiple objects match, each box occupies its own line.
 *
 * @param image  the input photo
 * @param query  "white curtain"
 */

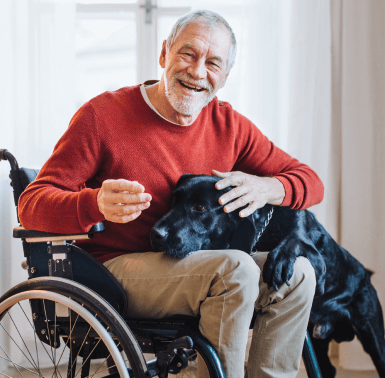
xmin=330 ymin=0 xmax=385 ymax=370
xmin=0 ymin=0 xmax=76 ymax=292
xmin=1 ymin=0 xmax=384 ymax=371
xmin=0 ymin=0 xmax=76 ymax=369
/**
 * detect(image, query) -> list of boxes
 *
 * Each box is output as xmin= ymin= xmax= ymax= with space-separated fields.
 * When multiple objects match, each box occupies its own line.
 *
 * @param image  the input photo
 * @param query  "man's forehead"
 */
xmin=173 ymin=21 xmax=231 ymax=54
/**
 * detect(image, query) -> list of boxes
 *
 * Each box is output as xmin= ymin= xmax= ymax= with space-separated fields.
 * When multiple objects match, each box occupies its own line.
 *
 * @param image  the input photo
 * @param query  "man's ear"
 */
xmin=159 ymin=40 xmax=167 ymax=68
xmin=229 ymin=217 xmax=257 ymax=254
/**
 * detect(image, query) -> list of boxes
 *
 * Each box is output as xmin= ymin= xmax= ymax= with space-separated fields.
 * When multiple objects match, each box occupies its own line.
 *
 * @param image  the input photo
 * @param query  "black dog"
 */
xmin=150 ymin=174 xmax=385 ymax=378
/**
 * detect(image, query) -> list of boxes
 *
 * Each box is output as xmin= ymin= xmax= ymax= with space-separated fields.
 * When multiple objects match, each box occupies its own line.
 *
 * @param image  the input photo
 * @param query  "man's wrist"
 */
xmin=266 ymin=177 xmax=285 ymax=206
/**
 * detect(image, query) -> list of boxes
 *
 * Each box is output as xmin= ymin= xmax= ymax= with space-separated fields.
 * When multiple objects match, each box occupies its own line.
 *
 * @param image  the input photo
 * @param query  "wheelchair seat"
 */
xmin=0 ymin=149 xmax=323 ymax=378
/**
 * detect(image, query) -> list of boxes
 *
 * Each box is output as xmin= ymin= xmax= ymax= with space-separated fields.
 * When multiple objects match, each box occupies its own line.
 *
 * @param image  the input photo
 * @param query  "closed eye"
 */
xmin=193 ymin=204 xmax=206 ymax=212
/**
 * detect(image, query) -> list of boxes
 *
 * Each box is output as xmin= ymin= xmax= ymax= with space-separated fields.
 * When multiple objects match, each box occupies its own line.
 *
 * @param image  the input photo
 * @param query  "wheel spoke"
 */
xmin=42 ymin=300 xmax=55 ymax=363
xmin=18 ymin=303 xmax=42 ymax=376
xmin=0 ymin=355 xmax=40 ymax=376
xmin=0 ymin=372 xmax=13 ymax=378
xmin=10 ymin=306 xmax=40 ymax=371
xmin=69 ymin=323 xmax=93 ymax=374
xmin=55 ymin=312 xmax=80 ymax=369
xmin=17 ymin=301 xmax=60 ymax=373
xmin=0 ymin=344 xmax=25 ymax=378
xmin=88 ymin=354 xmax=111 ymax=378
xmin=74 ymin=337 xmax=103 ymax=378
xmin=0 ymin=321 xmax=38 ymax=372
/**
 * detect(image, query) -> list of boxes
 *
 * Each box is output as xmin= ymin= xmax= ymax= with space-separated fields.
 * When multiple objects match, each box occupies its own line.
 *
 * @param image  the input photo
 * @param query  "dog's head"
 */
xmin=150 ymin=174 xmax=272 ymax=258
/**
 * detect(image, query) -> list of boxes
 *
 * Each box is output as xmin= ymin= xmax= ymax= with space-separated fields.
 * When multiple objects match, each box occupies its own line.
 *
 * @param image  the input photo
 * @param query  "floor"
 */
xmin=3 ymin=360 xmax=380 ymax=377
xmin=296 ymin=364 xmax=379 ymax=378
xmin=3 ymin=352 xmax=380 ymax=377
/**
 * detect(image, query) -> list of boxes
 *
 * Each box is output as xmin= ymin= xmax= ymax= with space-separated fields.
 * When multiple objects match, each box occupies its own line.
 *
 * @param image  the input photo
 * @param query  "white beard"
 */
xmin=164 ymin=72 xmax=216 ymax=116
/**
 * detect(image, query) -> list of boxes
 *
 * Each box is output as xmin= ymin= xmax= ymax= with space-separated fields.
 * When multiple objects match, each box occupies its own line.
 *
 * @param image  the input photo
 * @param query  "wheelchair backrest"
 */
xmin=2 ymin=150 xmax=128 ymax=317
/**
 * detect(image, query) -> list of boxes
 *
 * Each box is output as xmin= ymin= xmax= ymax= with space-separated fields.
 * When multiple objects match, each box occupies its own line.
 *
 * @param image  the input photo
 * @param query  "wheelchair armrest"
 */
xmin=13 ymin=222 xmax=104 ymax=243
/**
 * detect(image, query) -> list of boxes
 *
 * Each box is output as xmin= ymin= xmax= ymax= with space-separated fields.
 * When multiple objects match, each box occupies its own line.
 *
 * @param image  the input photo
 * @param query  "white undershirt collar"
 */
xmin=140 ymin=83 xmax=193 ymax=126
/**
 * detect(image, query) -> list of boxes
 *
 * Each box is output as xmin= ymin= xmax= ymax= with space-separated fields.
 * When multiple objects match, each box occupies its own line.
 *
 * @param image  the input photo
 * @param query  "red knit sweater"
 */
xmin=18 ymin=85 xmax=324 ymax=263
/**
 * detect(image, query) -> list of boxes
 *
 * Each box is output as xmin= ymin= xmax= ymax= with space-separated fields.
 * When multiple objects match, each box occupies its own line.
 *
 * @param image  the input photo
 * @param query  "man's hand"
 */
xmin=97 ymin=179 xmax=152 ymax=223
xmin=212 ymin=170 xmax=285 ymax=217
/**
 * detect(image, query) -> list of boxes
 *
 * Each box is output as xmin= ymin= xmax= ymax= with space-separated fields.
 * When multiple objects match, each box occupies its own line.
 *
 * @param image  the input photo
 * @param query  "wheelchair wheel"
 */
xmin=173 ymin=330 xmax=252 ymax=378
xmin=0 ymin=278 xmax=150 ymax=378
xmin=170 ymin=330 xmax=227 ymax=378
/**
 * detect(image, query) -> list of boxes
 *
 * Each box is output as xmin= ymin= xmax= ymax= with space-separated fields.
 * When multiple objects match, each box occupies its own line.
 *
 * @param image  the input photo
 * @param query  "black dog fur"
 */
xmin=150 ymin=174 xmax=385 ymax=378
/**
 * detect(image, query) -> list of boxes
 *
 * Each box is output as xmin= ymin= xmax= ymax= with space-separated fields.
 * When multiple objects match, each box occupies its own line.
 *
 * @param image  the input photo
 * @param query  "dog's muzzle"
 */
xmin=150 ymin=227 xmax=168 ymax=252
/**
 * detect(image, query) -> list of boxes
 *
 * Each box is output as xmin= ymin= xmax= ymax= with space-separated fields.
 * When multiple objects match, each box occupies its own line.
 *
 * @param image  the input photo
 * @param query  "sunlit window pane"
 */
xmin=75 ymin=14 xmax=136 ymax=108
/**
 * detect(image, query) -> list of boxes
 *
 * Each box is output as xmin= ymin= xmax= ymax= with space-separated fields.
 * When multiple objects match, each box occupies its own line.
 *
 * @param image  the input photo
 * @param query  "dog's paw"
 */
xmin=262 ymin=250 xmax=296 ymax=291
xmin=312 ymin=322 xmax=334 ymax=339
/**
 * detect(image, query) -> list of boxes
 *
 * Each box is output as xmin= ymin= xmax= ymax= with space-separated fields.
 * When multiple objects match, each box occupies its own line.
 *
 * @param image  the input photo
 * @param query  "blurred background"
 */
xmin=0 ymin=0 xmax=384 ymax=373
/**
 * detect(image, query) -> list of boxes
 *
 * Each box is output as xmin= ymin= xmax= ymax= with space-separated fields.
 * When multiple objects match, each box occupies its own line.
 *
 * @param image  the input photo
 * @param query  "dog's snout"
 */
xmin=150 ymin=226 xmax=169 ymax=252
xmin=151 ymin=227 xmax=168 ymax=243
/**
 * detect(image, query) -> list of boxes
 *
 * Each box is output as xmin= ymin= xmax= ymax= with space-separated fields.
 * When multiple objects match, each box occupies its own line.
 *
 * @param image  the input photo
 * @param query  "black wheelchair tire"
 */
xmin=0 ymin=277 xmax=151 ymax=378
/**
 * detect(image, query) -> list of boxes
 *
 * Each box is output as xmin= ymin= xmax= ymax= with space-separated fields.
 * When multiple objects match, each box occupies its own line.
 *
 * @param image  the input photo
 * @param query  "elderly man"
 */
xmin=19 ymin=10 xmax=323 ymax=378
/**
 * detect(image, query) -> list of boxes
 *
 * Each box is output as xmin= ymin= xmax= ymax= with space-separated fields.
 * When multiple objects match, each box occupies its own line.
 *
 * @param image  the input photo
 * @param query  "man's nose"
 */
xmin=186 ymin=58 xmax=207 ymax=81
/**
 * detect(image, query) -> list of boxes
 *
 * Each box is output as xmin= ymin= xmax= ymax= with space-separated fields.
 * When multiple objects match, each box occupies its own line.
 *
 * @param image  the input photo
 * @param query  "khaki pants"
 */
xmin=104 ymin=250 xmax=316 ymax=378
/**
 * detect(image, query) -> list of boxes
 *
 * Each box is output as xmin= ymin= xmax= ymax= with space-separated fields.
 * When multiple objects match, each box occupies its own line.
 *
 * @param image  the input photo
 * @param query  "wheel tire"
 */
xmin=0 ymin=277 xmax=150 ymax=378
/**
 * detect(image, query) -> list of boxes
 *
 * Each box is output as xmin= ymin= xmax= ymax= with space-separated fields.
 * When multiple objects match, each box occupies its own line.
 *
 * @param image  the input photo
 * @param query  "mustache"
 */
xmin=173 ymin=73 xmax=214 ymax=92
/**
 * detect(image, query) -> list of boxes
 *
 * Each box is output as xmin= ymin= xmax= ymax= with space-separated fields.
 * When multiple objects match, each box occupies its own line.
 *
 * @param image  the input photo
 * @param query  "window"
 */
xmin=75 ymin=0 xmax=190 ymax=107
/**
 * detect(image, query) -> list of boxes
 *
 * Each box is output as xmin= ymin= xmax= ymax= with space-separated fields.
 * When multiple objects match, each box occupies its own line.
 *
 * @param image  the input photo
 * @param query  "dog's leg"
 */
xmin=262 ymin=237 xmax=326 ymax=295
xmin=307 ymin=324 xmax=337 ymax=378
xmin=350 ymin=281 xmax=385 ymax=377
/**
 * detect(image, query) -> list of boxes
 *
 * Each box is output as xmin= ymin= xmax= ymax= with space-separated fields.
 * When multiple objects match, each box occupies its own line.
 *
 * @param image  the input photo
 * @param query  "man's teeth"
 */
xmin=180 ymin=80 xmax=205 ymax=92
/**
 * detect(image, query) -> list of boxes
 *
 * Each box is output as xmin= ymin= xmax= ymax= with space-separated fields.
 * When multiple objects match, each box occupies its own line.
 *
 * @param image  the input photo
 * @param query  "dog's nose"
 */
xmin=151 ymin=227 xmax=168 ymax=242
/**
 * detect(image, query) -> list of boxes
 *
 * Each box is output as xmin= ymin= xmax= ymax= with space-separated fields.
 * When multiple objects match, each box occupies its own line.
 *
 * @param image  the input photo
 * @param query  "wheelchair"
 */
xmin=0 ymin=149 xmax=323 ymax=378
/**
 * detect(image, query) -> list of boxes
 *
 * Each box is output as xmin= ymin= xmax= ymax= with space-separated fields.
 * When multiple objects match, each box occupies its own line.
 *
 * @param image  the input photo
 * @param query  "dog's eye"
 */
xmin=193 ymin=204 xmax=206 ymax=212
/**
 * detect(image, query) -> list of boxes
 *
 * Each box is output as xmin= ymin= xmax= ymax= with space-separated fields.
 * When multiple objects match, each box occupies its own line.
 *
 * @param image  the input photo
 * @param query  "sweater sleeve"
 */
xmin=232 ymin=113 xmax=324 ymax=210
xmin=18 ymin=102 xmax=105 ymax=233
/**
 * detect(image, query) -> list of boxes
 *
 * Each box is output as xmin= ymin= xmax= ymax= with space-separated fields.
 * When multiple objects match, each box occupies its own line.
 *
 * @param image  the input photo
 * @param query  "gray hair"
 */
xmin=165 ymin=10 xmax=237 ymax=74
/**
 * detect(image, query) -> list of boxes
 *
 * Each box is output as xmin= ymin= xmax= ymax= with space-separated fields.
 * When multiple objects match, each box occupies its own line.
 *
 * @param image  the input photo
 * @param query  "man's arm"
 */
xmin=211 ymin=110 xmax=324 ymax=215
xmin=18 ymin=102 xmax=151 ymax=233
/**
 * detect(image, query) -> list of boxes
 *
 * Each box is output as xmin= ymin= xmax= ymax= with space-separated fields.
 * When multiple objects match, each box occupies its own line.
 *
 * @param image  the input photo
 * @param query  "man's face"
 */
xmin=160 ymin=21 xmax=231 ymax=117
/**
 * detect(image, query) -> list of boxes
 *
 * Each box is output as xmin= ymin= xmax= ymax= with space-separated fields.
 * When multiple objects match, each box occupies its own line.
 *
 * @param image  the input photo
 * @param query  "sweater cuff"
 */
xmin=274 ymin=175 xmax=292 ymax=207
xmin=77 ymin=188 xmax=105 ymax=231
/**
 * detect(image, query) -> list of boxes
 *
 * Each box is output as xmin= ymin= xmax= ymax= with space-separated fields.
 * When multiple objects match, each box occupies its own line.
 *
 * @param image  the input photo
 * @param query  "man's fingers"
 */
xmin=107 ymin=191 xmax=152 ymax=204
xmin=104 ymin=201 xmax=151 ymax=214
xmin=105 ymin=211 xmax=142 ymax=223
xmin=223 ymin=193 xmax=253 ymax=213
xmin=211 ymin=169 xmax=230 ymax=178
xmin=214 ymin=172 xmax=245 ymax=190
xmin=97 ymin=179 xmax=151 ymax=224
xmin=219 ymin=185 xmax=248 ymax=205
xmin=239 ymin=202 xmax=264 ymax=217
xmin=222 ymin=193 xmax=265 ymax=217
xmin=104 ymin=179 xmax=145 ymax=193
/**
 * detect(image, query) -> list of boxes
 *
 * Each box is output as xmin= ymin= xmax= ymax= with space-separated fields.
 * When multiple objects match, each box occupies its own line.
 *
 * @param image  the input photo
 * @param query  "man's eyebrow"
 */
xmin=179 ymin=44 xmax=224 ymax=64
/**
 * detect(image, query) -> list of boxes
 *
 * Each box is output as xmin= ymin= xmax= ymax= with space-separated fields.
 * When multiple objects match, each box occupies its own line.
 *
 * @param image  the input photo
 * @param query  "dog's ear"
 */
xmin=229 ymin=217 xmax=257 ymax=254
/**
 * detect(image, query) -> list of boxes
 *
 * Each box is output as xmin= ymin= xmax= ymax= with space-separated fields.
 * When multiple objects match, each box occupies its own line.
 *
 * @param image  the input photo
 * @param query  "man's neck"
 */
xmin=145 ymin=80 xmax=199 ymax=126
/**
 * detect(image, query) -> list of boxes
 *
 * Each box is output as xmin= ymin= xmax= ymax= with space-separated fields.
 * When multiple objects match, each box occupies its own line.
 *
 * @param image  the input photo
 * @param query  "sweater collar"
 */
xmin=137 ymin=81 xmax=215 ymax=132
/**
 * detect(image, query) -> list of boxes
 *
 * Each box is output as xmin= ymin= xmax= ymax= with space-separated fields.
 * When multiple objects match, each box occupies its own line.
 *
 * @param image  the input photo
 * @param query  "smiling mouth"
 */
xmin=179 ymin=80 xmax=206 ymax=92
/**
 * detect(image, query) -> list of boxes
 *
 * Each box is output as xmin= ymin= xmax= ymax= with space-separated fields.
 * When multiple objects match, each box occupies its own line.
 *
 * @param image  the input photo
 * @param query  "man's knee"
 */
xmin=202 ymin=249 xmax=260 ymax=300
xmin=214 ymin=249 xmax=260 ymax=282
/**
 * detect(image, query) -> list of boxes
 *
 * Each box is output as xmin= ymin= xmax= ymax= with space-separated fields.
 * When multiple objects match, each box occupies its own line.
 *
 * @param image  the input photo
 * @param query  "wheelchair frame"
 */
xmin=0 ymin=149 xmax=323 ymax=378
